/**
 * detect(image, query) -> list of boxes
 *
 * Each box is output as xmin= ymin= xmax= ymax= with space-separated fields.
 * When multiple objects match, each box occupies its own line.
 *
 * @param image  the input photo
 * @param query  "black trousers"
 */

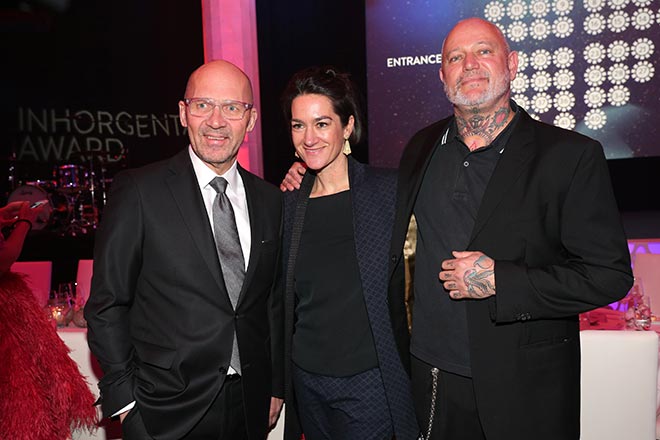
xmin=121 ymin=375 xmax=247 ymax=440
xmin=292 ymin=364 xmax=394 ymax=440
xmin=411 ymin=355 xmax=486 ymax=440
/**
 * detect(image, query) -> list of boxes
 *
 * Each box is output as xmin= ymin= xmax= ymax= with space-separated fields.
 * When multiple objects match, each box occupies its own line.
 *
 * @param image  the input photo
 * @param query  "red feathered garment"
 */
xmin=0 ymin=272 xmax=98 ymax=439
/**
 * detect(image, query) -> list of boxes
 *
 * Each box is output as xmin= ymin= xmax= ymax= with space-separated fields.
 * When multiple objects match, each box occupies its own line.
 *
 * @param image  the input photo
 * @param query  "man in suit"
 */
xmin=85 ymin=60 xmax=283 ymax=439
xmin=387 ymin=17 xmax=633 ymax=440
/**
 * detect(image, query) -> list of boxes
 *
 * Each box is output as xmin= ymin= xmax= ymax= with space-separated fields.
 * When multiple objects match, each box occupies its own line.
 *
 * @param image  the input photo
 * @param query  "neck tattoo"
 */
xmin=456 ymin=106 xmax=511 ymax=149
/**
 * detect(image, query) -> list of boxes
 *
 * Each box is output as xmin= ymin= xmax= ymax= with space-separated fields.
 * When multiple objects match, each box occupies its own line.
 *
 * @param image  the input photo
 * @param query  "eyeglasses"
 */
xmin=183 ymin=98 xmax=253 ymax=120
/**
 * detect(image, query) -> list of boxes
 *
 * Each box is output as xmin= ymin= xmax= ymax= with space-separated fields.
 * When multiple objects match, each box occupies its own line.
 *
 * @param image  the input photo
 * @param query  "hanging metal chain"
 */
xmin=419 ymin=367 xmax=440 ymax=440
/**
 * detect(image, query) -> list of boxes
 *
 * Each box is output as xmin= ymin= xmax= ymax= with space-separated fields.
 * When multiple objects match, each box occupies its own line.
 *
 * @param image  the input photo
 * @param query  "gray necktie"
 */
xmin=209 ymin=176 xmax=244 ymax=374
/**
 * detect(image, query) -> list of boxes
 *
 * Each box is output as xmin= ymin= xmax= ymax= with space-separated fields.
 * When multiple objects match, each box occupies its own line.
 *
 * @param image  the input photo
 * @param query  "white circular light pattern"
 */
xmin=584 ymin=42 xmax=607 ymax=64
xmin=585 ymin=87 xmax=607 ymax=108
xmin=553 ymin=0 xmax=574 ymax=15
xmin=496 ymin=23 xmax=508 ymax=39
xmin=632 ymin=37 xmax=654 ymax=60
xmin=532 ymin=92 xmax=553 ymax=113
xmin=608 ymin=0 xmax=629 ymax=10
xmin=508 ymin=21 xmax=529 ymax=42
xmin=608 ymin=63 xmax=631 ymax=84
xmin=632 ymin=60 xmax=655 ymax=82
xmin=553 ymin=16 xmax=575 ymax=37
xmin=517 ymin=51 xmax=529 ymax=71
xmin=554 ymin=90 xmax=576 ymax=111
xmin=607 ymin=40 xmax=629 ymax=61
xmin=584 ymin=13 xmax=607 ymax=35
xmin=553 ymin=47 xmax=575 ymax=67
xmin=530 ymin=18 xmax=552 ymax=39
xmin=632 ymin=8 xmax=654 ymax=30
xmin=584 ymin=65 xmax=608 ymax=86
xmin=585 ymin=109 xmax=607 ymax=130
xmin=584 ymin=0 xmax=605 ymax=13
xmin=530 ymin=0 xmax=551 ymax=17
xmin=481 ymin=0 xmax=657 ymax=132
xmin=608 ymin=84 xmax=631 ymax=106
xmin=608 ymin=10 xmax=630 ymax=32
xmin=554 ymin=112 xmax=577 ymax=129
xmin=531 ymin=49 xmax=552 ymax=69
xmin=512 ymin=73 xmax=530 ymax=93
xmin=513 ymin=94 xmax=531 ymax=110
xmin=532 ymin=71 xmax=553 ymax=91
xmin=508 ymin=0 xmax=528 ymax=20
xmin=553 ymin=69 xmax=576 ymax=90
xmin=484 ymin=1 xmax=506 ymax=22
xmin=513 ymin=73 xmax=531 ymax=93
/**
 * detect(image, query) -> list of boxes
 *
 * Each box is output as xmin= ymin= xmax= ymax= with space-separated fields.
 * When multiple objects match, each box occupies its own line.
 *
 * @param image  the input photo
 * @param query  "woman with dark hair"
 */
xmin=280 ymin=66 xmax=419 ymax=440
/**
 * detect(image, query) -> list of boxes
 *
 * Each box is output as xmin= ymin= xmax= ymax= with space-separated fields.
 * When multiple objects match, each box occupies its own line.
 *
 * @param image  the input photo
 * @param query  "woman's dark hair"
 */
xmin=281 ymin=66 xmax=363 ymax=144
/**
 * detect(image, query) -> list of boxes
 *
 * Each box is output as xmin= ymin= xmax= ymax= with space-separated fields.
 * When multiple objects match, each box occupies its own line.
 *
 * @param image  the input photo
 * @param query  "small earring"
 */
xmin=294 ymin=151 xmax=300 ymax=159
xmin=342 ymin=138 xmax=351 ymax=155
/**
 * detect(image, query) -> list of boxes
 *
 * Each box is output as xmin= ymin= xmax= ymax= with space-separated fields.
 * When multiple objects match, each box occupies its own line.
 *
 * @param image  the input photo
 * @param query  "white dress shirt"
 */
xmin=188 ymin=146 xmax=251 ymax=270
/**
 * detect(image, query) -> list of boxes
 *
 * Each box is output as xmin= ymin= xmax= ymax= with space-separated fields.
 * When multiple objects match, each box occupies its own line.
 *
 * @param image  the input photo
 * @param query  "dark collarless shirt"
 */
xmin=411 ymin=103 xmax=520 ymax=377
xmin=292 ymin=190 xmax=378 ymax=377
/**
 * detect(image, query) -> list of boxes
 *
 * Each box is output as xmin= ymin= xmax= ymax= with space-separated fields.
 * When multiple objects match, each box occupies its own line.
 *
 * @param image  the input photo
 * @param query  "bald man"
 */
xmin=85 ymin=60 xmax=284 ymax=439
xmin=388 ymin=17 xmax=632 ymax=439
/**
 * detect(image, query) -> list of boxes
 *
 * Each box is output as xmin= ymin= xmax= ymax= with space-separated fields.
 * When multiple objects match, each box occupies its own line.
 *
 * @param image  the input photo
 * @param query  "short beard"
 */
xmin=445 ymin=70 xmax=511 ymax=108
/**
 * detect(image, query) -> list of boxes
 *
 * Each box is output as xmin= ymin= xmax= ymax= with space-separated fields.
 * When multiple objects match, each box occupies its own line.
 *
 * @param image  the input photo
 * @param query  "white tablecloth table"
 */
xmin=58 ymin=327 xmax=122 ymax=440
xmin=581 ymin=309 xmax=660 ymax=440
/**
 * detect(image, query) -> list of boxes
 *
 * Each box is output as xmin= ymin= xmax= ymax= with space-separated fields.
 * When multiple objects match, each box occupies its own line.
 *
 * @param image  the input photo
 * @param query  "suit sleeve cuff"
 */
xmin=111 ymin=401 xmax=136 ymax=418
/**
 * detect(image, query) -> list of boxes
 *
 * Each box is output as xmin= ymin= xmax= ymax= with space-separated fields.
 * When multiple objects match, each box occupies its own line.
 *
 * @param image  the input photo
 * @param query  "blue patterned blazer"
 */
xmin=281 ymin=156 xmax=418 ymax=440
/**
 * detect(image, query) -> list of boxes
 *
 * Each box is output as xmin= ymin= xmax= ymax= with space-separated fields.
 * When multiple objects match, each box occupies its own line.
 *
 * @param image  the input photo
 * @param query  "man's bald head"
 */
xmin=184 ymin=60 xmax=254 ymax=104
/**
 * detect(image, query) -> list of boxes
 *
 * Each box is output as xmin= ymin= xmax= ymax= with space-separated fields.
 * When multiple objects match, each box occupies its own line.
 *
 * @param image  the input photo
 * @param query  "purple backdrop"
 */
xmin=366 ymin=0 xmax=660 ymax=167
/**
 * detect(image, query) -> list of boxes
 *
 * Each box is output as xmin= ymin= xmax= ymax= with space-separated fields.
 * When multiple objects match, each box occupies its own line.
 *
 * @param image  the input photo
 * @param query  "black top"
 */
xmin=412 ymin=104 xmax=520 ymax=377
xmin=292 ymin=190 xmax=378 ymax=376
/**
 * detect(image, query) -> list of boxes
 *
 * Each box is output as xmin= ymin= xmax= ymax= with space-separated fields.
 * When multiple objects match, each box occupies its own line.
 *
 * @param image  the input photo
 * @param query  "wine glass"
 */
xmin=71 ymin=282 xmax=88 ymax=328
xmin=44 ymin=282 xmax=75 ymax=327
xmin=624 ymin=278 xmax=652 ymax=331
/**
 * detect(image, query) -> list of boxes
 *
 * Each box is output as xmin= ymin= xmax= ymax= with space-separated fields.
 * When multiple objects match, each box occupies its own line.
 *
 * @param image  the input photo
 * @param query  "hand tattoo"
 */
xmin=463 ymin=256 xmax=495 ymax=297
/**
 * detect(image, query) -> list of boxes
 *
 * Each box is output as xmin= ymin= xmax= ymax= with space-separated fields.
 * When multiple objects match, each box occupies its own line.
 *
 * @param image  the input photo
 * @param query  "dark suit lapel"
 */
xmin=237 ymin=166 xmax=262 ymax=307
xmin=349 ymin=158 xmax=386 ymax=304
xmin=348 ymin=158 xmax=369 ymax=282
xmin=348 ymin=158 xmax=418 ymax=432
xmin=165 ymin=150 xmax=225 ymax=293
xmin=400 ymin=123 xmax=448 ymax=219
xmin=285 ymin=171 xmax=315 ymax=306
xmin=390 ymin=119 xmax=450 ymax=275
xmin=469 ymin=110 xmax=537 ymax=244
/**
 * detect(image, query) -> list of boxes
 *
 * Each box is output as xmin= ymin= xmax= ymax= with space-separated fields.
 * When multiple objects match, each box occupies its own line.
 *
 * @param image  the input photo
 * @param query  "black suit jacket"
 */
xmin=85 ymin=149 xmax=284 ymax=440
xmin=388 ymin=108 xmax=633 ymax=440
xmin=282 ymin=157 xmax=418 ymax=439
